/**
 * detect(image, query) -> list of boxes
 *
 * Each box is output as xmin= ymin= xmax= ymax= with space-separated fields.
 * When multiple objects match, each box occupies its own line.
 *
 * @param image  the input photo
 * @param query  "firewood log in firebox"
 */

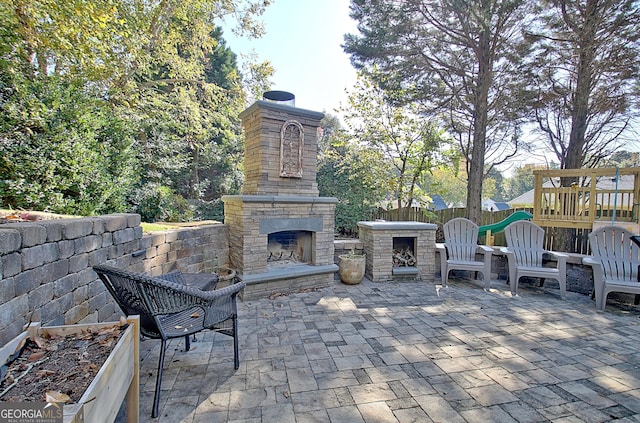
xmin=393 ymin=247 xmax=416 ymax=267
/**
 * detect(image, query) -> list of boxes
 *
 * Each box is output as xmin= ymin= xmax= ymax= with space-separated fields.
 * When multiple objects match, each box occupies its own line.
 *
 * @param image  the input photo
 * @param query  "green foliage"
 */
xmin=317 ymin=114 xmax=385 ymax=236
xmin=118 ymin=14 xmax=251 ymax=208
xmin=339 ymin=71 xmax=448 ymax=219
xmin=0 ymin=74 xmax=136 ymax=214
xmin=132 ymin=184 xmax=194 ymax=223
xmin=503 ymin=165 xmax=536 ymax=202
xmin=423 ymin=167 xmax=467 ymax=208
xmin=0 ymin=0 xmax=272 ymax=220
xmin=603 ymin=151 xmax=640 ymax=168
xmin=484 ymin=167 xmax=506 ymax=201
xmin=193 ymin=199 xmax=225 ymax=222
xmin=239 ymin=55 xmax=275 ymax=104
xmin=318 ymin=153 xmax=382 ymax=236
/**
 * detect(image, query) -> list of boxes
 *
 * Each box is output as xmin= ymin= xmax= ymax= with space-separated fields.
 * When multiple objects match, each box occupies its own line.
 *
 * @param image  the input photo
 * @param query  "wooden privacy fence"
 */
xmin=374 ymin=207 xmax=527 ymax=226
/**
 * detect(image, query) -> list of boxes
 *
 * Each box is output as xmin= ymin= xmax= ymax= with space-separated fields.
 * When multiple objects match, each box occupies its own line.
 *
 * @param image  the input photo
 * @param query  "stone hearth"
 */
xmin=223 ymin=99 xmax=337 ymax=300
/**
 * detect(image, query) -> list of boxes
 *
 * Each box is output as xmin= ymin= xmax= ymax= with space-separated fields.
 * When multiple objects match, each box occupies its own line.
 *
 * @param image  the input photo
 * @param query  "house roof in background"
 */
xmin=509 ymin=190 xmax=536 ymax=206
xmin=482 ymin=199 xmax=510 ymax=211
xmin=430 ymin=194 xmax=448 ymax=210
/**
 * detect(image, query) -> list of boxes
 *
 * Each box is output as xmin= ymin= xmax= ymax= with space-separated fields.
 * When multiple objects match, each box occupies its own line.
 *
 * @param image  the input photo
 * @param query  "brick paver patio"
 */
xmin=127 ymin=277 xmax=640 ymax=422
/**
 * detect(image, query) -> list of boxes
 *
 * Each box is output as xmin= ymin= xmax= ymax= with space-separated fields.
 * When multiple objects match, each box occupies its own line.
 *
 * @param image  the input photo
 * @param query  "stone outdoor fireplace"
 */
xmin=222 ymin=97 xmax=337 ymax=300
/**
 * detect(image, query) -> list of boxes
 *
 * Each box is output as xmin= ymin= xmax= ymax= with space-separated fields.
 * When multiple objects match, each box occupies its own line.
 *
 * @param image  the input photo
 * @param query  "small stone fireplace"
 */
xmin=358 ymin=221 xmax=437 ymax=282
xmin=222 ymin=98 xmax=337 ymax=300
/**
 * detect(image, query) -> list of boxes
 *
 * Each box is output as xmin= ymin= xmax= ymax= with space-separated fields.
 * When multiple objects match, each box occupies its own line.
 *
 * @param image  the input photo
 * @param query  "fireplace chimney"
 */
xmin=263 ymin=90 xmax=295 ymax=107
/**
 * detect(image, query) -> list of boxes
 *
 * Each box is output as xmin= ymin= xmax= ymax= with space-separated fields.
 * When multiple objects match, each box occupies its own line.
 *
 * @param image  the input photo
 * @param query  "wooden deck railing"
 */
xmin=532 ymin=167 xmax=640 ymax=230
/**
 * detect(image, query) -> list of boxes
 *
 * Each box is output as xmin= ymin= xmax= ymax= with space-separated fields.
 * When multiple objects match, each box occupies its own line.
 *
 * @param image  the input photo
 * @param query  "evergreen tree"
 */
xmin=528 ymin=0 xmax=640 ymax=174
xmin=344 ymin=0 xmax=531 ymax=224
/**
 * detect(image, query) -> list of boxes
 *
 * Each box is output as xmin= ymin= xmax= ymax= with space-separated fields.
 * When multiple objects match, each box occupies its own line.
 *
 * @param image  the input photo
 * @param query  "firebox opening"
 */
xmin=267 ymin=230 xmax=313 ymax=269
xmin=393 ymin=237 xmax=417 ymax=268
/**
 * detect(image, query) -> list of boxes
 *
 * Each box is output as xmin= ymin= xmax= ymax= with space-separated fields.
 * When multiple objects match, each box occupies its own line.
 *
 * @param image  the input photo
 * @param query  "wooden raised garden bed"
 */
xmin=0 ymin=316 xmax=140 ymax=423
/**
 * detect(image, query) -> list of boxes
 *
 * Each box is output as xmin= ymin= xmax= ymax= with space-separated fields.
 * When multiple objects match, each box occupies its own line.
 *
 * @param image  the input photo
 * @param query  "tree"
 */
xmin=146 ymin=26 xmax=248 ymax=214
xmin=423 ymin=159 xmax=506 ymax=209
xmin=0 ymin=76 xmax=136 ymax=214
xmin=0 ymin=0 xmax=274 ymax=219
xmin=528 ymin=0 xmax=640 ymax=175
xmin=344 ymin=0 xmax=531 ymax=224
xmin=317 ymin=113 xmax=387 ymax=236
xmin=107 ymin=2 xmax=272 ymax=220
xmin=237 ymin=53 xmax=276 ymax=105
xmin=339 ymin=71 xmax=447 ymax=220
xmin=422 ymin=166 xmax=467 ymax=208
xmin=485 ymin=166 xmax=506 ymax=201
xmin=503 ymin=165 xmax=537 ymax=201
xmin=603 ymin=150 xmax=640 ymax=168
xmin=527 ymin=0 xmax=639 ymax=252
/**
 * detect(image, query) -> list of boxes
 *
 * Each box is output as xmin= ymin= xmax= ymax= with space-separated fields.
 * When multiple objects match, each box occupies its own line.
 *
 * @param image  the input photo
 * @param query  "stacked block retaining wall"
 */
xmin=0 ymin=214 xmax=228 ymax=345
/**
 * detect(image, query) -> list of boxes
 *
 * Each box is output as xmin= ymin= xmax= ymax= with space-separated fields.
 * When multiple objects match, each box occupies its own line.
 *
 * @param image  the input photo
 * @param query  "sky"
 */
xmin=221 ymin=0 xmax=359 ymax=115
xmin=220 ymin=0 xmax=639 ymax=175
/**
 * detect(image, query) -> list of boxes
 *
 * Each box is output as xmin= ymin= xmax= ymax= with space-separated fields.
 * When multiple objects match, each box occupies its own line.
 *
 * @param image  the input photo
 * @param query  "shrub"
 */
xmin=132 ymin=184 xmax=193 ymax=222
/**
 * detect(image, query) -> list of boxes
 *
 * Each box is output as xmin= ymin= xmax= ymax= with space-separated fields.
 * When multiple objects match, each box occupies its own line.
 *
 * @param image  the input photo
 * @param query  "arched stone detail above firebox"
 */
xmin=280 ymin=120 xmax=304 ymax=178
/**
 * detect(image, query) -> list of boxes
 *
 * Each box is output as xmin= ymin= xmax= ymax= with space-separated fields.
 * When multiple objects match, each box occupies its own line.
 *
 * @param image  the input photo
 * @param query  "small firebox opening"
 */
xmin=393 ymin=237 xmax=417 ymax=267
xmin=267 ymin=230 xmax=313 ymax=269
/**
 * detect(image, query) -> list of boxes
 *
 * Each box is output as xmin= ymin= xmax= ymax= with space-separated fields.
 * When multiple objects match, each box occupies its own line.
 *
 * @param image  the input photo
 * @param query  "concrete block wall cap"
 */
xmin=357 ymin=221 xmax=438 ymax=230
xmin=222 ymin=195 xmax=338 ymax=204
xmin=335 ymin=239 xmax=364 ymax=247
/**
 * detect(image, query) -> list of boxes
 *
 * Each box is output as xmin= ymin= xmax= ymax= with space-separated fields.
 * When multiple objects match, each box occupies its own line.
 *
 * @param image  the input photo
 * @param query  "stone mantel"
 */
xmin=222 ymin=195 xmax=338 ymax=204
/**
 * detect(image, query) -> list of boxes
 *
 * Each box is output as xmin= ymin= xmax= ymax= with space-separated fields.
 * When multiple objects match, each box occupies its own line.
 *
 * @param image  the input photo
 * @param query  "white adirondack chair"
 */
xmin=437 ymin=218 xmax=493 ymax=289
xmin=501 ymin=220 xmax=567 ymax=298
xmin=583 ymin=225 xmax=640 ymax=312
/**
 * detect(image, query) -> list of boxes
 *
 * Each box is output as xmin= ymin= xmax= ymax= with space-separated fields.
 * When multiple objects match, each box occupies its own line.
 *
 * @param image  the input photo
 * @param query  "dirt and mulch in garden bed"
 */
xmin=0 ymin=209 xmax=218 ymax=233
xmin=0 ymin=318 xmax=128 ymax=404
xmin=0 ymin=210 xmax=76 ymax=224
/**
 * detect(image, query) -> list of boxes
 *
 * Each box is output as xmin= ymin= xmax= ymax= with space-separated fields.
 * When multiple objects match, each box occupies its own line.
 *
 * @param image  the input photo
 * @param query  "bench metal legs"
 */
xmin=152 ymin=340 xmax=167 ymax=418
